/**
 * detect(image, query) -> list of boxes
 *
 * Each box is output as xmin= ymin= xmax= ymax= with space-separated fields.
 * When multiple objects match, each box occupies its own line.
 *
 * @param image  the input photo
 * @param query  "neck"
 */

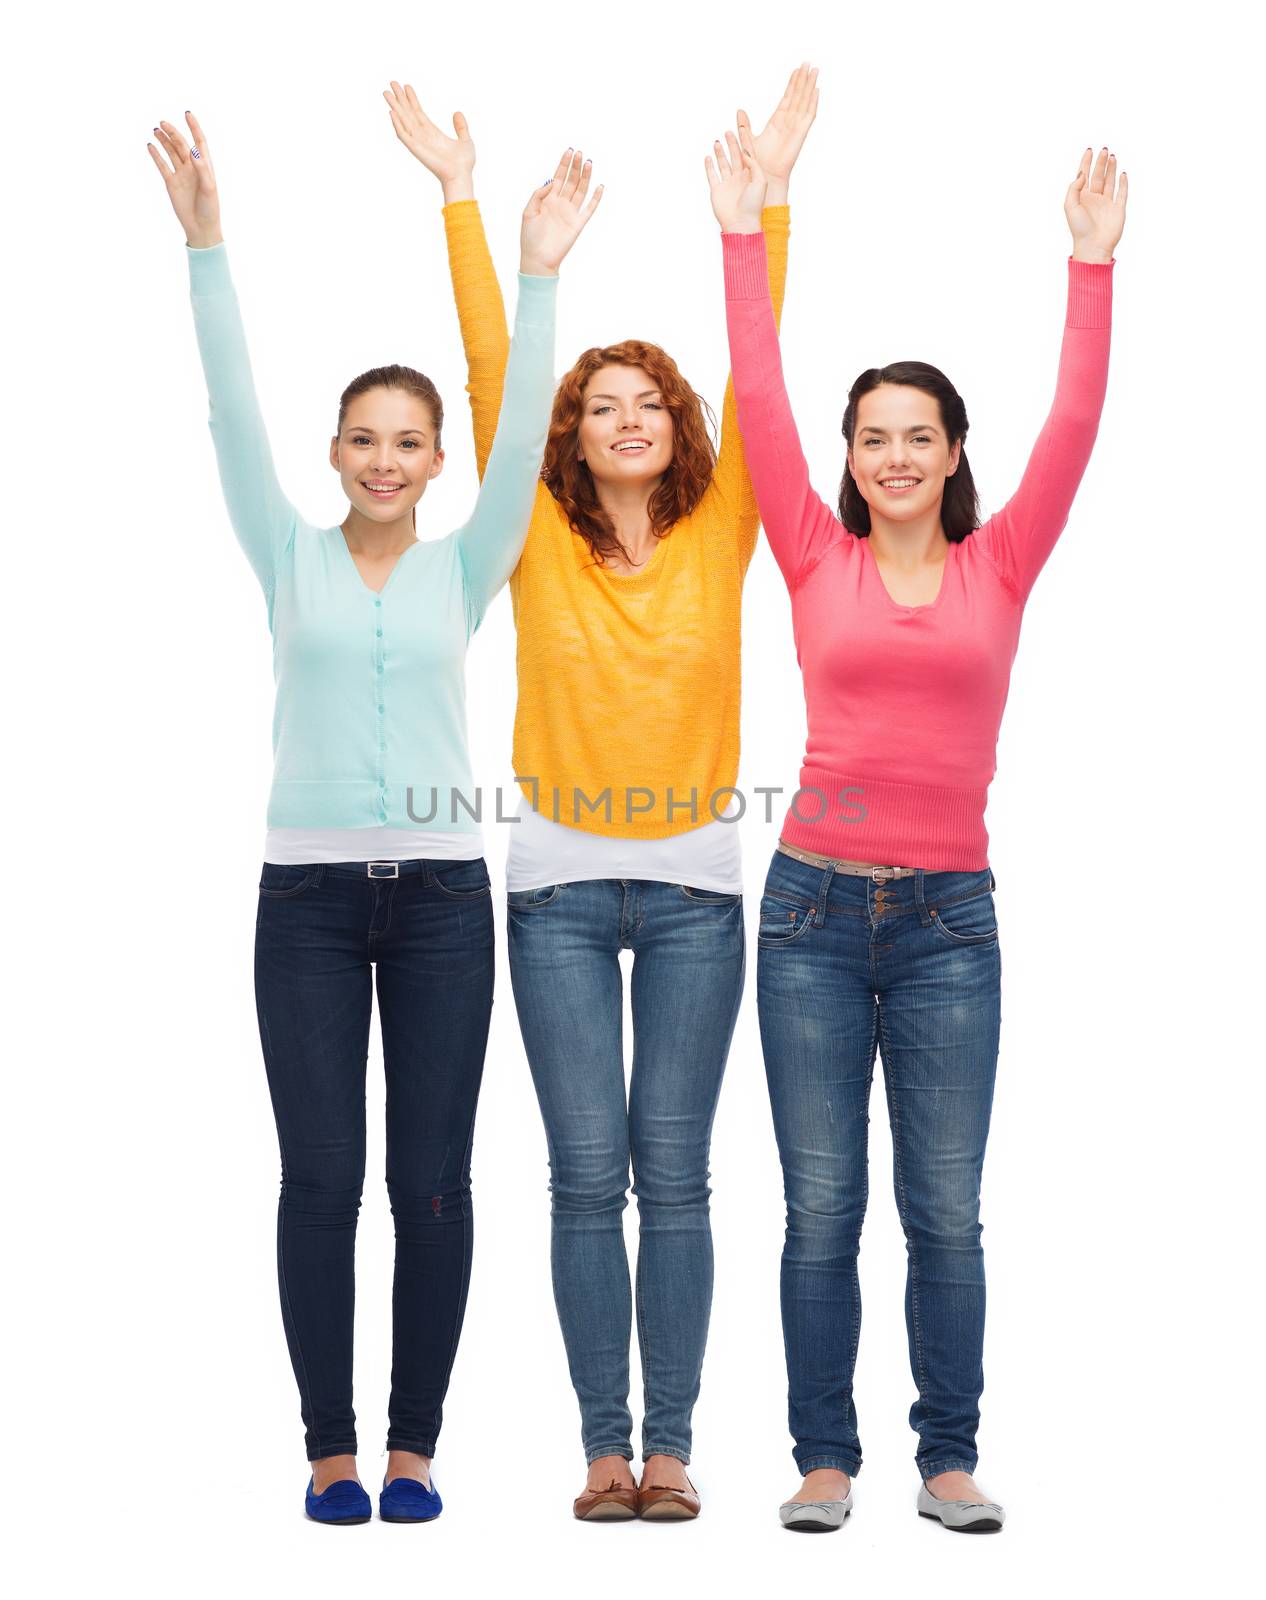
xmin=594 ymin=478 xmax=660 ymax=559
xmin=867 ymin=504 xmax=949 ymax=565
xmin=340 ymin=505 xmax=418 ymax=554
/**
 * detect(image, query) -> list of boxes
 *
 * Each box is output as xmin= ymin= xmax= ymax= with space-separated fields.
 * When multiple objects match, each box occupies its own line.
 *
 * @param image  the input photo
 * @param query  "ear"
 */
xmin=329 ymin=436 xmax=341 ymax=472
xmin=946 ymin=439 xmax=961 ymax=478
xmin=846 ymin=446 xmax=855 ymax=480
xmin=428 ymin=448 xmax=445 ymax=480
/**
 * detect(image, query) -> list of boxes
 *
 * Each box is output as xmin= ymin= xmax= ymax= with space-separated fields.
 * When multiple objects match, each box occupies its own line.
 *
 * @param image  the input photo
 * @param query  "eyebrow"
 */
xmin=858 ymin=423 xmax=941 ymax=434
xmin=342 ymin=426 xmax=427 ymax=437
xmin=587 ymin=390 xmax=662 ymax=402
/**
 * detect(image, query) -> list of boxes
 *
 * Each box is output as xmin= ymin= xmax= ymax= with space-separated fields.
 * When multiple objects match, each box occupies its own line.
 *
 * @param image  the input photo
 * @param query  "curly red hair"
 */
xmin=542 ymin=340 xmax=717 ymax=565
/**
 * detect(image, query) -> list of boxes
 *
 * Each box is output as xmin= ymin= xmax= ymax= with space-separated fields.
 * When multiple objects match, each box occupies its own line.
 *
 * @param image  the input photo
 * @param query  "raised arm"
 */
xmin=709 ymin=121 xmax=840 ymax=592
xmin=384 ymin=84 xmax=514 ymax=480
xmin=456 ymin=157 xmax=603 ymax=622
xmin=976 ymin=147 xmax=1126 ymax=603
xmin=710 ymin=65 xmax=817 ymax=568
xmin=148 ymin=112 xmax=298 ymax=604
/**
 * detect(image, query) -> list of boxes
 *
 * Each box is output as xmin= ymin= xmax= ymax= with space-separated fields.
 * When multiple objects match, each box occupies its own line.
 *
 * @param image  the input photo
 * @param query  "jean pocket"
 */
xmin=679 ymin=884 xmax=742 ymax=904
xmin=756 ymin=894 xmax=815 ymax=947
xmin=431 ymin=859 xmax=492 ymax=900
xmin=929 ymin=889 xmax=999 ymax=946
xmin=258 ymin=863 xmax=323 ymax=898
xmin=507 ymin=883 xmax=562 ymax=910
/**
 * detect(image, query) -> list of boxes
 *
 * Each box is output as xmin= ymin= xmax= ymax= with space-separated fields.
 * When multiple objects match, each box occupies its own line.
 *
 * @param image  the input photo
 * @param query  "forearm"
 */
xmin=458 ymin=273 xmax=557 ymax=612
xmin=442 ymin=199 xmax=511 ymax=478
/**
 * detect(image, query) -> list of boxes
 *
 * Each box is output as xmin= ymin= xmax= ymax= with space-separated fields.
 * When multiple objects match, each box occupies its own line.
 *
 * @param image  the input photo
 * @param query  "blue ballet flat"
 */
xmin=305 ymin=1476 xmax=372 ymax=1525
xmin=379 ymin=1475 xmax=443 ymax=1523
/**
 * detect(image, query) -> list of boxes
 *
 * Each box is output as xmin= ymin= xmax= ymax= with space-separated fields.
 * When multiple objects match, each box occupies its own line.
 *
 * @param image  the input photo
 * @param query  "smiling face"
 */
xmin=577 ymin=365 xmax=675 ymax=490
xmin=329 ymin=386 xmax=444 ymax=522
xmin=847 ymin=383 xmax=960 ymax=525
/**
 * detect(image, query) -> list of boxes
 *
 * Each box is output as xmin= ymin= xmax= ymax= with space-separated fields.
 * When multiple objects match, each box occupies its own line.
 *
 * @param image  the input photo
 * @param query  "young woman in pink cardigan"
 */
xmin=707 ymin=137 xmax=1127 ymax=1532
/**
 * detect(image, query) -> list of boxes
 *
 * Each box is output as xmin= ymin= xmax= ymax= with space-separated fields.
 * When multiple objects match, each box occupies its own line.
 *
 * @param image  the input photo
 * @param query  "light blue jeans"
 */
xmin=507 ymin=879 xmax=745 ymax=1464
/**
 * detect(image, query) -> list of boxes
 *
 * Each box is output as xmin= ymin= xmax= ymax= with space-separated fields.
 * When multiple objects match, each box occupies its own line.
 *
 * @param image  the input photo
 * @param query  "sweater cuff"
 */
xmin=722 ymin=230 xmax=771 ymax=301
xmin=186 ymin=240 xmax=231 ymax=294
xmin=514 ymin=270 xmax=559 ymax=323
xmin=1066 ymin=256 xmax=1113 ymax=329
xmin=761 ymin=203 xmax=791 ymax=234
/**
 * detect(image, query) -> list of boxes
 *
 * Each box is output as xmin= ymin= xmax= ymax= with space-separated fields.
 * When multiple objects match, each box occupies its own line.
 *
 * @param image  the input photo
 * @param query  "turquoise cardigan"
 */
xmin=188 ymin=243 xmax=556 ymax=830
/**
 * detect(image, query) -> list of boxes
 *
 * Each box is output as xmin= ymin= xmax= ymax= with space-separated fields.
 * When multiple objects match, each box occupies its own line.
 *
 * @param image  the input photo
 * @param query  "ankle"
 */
xmin=311 ymin=1453 xmax=359 ymax=1493
xmin=385 ymin=1450 xmax=432 ymax=1487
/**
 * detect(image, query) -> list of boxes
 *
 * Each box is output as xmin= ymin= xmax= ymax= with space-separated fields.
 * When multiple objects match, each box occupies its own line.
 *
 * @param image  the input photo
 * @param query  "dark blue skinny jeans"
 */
xmin=757 ymin=850 xmax=1002 ymax=1481
xmin=253 ymin=856 xmax=494 ymax=1462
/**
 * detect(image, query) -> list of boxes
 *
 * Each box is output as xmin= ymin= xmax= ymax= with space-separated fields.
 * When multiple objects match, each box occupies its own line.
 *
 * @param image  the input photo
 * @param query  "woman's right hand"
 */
xmin=147 ymin=112 xmax=222 ymax=249
xmin=705 ymin=130 xmax=767 ymax=234
xmin=384 ymin=82 xmax=475 ymax=204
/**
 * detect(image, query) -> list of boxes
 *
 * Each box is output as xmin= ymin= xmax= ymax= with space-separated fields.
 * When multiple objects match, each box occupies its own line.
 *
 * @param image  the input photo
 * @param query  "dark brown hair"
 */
xmin=336 ymin=365 xmax=444 ymax=448
xmin=839 ymin=361 xmax=980 ymax=541
xmin=542 ymin=340 xmax=717 ymax=565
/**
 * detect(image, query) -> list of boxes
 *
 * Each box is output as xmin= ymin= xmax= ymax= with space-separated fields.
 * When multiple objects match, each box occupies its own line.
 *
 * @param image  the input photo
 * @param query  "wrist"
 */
xmin=185 ymin=228 xmax=224 ymax=250
xmin=720 ymin=217 xmax=763 ymax=235
xmin=1072 ymin=245 xmax=1114 ymax=264
xmin=519 ymin=257 xmax=559 ymax=278
xmin=442 ymin=176 xmax=476 ymax=205
xmin=764 ymin=177 xmax=789 ymax=206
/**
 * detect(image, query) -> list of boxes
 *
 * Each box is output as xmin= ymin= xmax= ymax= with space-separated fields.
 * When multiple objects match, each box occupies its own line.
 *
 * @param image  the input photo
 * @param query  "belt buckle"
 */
xmin=367 ymin=861 xmax=399 ymax=879
xmin=871 ymin=866 xmax=894 ymax=883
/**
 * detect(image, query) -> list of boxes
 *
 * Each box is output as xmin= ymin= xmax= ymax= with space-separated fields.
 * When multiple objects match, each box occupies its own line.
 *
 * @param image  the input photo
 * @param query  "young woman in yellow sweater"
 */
xmin=385 ymin=69 xmax=817 ymax=1520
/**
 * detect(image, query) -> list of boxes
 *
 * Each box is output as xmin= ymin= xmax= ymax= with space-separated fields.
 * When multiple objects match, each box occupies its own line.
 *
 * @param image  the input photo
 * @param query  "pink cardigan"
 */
xmin=723 ymin=232 xmax=1113 ymax=869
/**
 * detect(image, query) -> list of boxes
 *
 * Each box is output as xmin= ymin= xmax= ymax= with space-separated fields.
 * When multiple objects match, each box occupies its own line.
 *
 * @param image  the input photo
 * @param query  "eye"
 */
xmin=592 ymin=405 xmax=614 ymax=415
xmin=351 ymin=435 xmax=372 ymax=446
xmin=400 ymin=439 xmax=420 ymax=449
xmin=912 ymin=435 xmax=932 ymax=445
xmin=642 ymin=401 xmax=664 ymax=410
xmin=863 ymin=438 xmax=883 ymax=447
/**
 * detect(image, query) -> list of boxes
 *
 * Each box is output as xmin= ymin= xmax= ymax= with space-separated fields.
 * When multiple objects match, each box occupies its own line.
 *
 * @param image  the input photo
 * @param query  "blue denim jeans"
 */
xmin=757 ymin=849 xmax=1002 ymax=1481
xmin=507 ymin=879 xmax=745 ymax=1464
xmin=253 ymin=856 xmax=494 ymax=1461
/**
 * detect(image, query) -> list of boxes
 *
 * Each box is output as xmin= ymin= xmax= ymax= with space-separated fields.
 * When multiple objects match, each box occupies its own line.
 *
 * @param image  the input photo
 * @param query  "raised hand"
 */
xmin=705 ymin=130 xmax=766 ymax=234
xmin=736 ymin=63 xmax=819 ymax=205
xmin=383 ymin=82 xmax=476 ymax=203
xmin=519 ymin=149 xmax=604 ymax=277
xmin=1065 ymin=147 xmax=1128 ymax=263
xmin=147 ymin=112 xmax=221 ymax=248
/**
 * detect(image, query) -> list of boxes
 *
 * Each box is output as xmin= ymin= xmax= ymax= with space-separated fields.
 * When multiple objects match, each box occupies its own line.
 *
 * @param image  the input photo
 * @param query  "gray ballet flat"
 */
xmin=917 ymin=1481 xmax=1005 ymax=1532
xmin=778 ymin=1489 xmax=853 ymax=1531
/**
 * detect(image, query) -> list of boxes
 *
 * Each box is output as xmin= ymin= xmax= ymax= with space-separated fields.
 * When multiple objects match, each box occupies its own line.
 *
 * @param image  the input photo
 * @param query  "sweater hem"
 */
xmin=780 ymin=766 xmax=990 ymax=872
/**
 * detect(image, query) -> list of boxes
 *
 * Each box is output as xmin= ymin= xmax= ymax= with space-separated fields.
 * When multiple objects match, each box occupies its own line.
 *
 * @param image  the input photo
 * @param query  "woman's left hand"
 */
xmin=1065 ymin=147 xmax=1128 ymax=262
xmin=519 ymin=149 xmax=604 ymax=276
xmin=735 ymin=63 xmax=819 ymax=205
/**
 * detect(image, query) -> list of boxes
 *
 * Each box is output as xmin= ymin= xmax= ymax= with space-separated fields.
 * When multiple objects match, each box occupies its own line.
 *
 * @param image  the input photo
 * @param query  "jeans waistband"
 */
xmin=299 ymin=857 xmax=486 ymax=881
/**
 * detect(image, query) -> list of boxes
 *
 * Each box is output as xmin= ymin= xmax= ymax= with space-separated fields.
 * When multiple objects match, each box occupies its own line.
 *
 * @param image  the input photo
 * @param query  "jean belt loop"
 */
xmin=812 ymin=862 xmax=836 ymax=928
xmin=914 ymin=868 xmax=933 ymax=927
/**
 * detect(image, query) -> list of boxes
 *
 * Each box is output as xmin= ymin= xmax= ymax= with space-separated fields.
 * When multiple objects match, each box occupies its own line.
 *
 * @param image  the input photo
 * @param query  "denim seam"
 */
xmin=797 ymin=1454 xmax=862 ymax=1475
xmin=919 ymin=1457 xmax=978 ymax=1479
xmin=880 ymin=1003 xmax=931 ymax=1413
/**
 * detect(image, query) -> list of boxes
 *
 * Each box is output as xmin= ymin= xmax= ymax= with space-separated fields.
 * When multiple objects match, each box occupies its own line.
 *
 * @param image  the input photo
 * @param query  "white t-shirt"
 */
xmin=505 ymin=796 xmax=742 ymax=894
xmin=263 ymin=826 xmax=483 ymax=864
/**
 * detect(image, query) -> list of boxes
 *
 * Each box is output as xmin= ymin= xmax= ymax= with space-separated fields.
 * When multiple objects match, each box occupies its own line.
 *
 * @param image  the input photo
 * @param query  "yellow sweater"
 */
xmin=442 ymin=200 xmax=790 ymax=839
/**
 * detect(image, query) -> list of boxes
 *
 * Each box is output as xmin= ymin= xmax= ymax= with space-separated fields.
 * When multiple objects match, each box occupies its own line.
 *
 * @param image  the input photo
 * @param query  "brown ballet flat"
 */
xmin=573 ymin=1478 xmax=639 ymax=1522
xmin=637 ymin=1475 xmax=700 ymax=1521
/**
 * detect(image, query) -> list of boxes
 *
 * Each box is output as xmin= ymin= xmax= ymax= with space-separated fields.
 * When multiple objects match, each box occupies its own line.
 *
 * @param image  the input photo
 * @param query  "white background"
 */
xmin=5 ymin=1 xmax=1261 ymax=1594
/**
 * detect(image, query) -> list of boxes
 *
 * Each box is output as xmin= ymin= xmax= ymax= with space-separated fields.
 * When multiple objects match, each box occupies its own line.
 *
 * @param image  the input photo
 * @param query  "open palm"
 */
xmin=1065 ymin=146 xmax=1128 ymax=261
xmin=520 ymin=149 xmax=604 ymax=275
xmin=383 ymin=81 xmax=475 ymax=188
xmin=737 ymin=63 xmax=819 ymax=181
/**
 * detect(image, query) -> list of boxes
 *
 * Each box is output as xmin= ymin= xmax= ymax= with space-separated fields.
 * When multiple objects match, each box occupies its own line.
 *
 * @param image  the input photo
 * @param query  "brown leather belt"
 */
xmin=777 ymin=839 xmax=920 ymax=882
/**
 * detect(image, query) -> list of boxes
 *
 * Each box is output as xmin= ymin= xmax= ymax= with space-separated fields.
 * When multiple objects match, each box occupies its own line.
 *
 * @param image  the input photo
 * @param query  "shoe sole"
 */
xmin=575 ymin=1503 xmax=637 ymax=1522
xmin=783 ymin=1513 xmax=849 ymax=1532
xmin=918 ymin=1511 xmax=1003 ymax=1533
xmin=306 ymin=1514 xmax=371 ymax=1525
xmin=380 ymin=1513 xmax=441 ymax=1523
xmin=639 ymin=1503 xmax=698 ymax=1521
